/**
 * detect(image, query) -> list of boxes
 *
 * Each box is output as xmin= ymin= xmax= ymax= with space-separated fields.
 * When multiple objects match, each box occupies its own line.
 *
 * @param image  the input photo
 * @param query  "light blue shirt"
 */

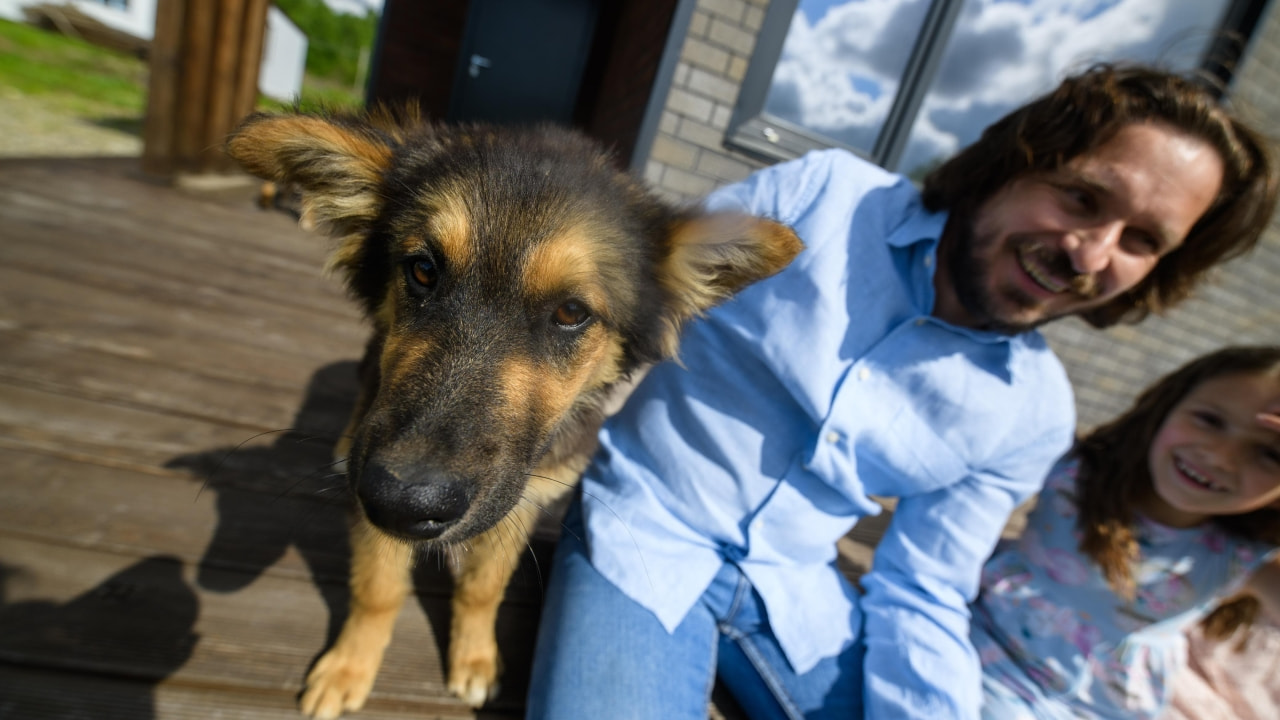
xmin=580 ymin=149 xmax=1075 ymax=718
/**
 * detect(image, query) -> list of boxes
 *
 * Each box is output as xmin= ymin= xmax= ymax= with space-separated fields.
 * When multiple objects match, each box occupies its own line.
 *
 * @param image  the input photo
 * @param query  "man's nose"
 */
xmin=1064 ymin=221 xmax=1124 ymax=274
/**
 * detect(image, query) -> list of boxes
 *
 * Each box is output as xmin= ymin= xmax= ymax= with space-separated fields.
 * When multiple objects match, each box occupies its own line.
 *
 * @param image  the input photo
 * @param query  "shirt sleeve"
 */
xmin=701 ymin=149 xmax=834 ymax=224
xmin=858 ymin=429 xmax=1069 ymax=719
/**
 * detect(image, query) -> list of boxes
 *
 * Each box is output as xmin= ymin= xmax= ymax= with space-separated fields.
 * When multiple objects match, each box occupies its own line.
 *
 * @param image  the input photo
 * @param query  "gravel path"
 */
xmin=0 ymin=86 xmax=143 ymax=157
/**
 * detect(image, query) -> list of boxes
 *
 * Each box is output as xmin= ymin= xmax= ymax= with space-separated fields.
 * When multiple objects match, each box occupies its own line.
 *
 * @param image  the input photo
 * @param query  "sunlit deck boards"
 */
xmin=0 ymin=157 xmax=546 ymax=719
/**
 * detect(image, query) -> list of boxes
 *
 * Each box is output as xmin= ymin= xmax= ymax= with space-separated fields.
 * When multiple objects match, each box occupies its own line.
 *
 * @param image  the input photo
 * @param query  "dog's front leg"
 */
xmin=300 ymin=516 xmax=413 ymax=719
xmin=446 ymin=472 xmax=572 ymax=707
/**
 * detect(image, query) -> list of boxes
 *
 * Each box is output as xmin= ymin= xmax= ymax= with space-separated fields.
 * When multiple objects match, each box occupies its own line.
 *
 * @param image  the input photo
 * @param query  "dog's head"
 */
xmin=227 ymin=111 xmax=802 ymax=545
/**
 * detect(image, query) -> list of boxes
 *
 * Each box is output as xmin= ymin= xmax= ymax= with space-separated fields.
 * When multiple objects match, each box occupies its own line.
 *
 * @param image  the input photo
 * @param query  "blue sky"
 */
xmin=765 ymin=0 xmax=1233 ymax=174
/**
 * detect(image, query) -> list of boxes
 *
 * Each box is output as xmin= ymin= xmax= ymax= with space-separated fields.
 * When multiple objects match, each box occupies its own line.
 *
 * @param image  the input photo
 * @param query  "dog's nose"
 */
xmin=356 ymin=459 xmax=473 ymax=540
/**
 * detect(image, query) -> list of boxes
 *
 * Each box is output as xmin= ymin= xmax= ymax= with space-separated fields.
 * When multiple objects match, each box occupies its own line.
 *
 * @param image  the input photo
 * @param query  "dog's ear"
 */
xmin=226 ymin=113 xmax=395 ymax=237
xmin=656 ymin=211 xmax=803 ymax=356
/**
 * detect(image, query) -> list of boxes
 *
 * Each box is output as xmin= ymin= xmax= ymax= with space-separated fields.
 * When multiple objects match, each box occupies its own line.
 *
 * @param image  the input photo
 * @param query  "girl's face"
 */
xmin=1143 ymin=371 xmax=1280 ymax=528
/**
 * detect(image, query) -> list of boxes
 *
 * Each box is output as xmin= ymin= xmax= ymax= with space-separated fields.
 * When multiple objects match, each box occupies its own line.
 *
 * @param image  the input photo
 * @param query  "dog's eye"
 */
xmin=406 ymin=258 xmax=438 ymax=290
xmin=552 ymin=300 xmax=591 ymax=329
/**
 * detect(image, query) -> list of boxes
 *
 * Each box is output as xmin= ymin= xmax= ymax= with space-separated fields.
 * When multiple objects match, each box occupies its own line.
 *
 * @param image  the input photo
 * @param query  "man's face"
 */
xmin=935 ymin=122 xmax=1225 ymax=333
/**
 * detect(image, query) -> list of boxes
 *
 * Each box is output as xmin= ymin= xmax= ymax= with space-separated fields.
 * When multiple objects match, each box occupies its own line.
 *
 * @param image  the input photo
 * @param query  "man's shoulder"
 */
xmin=801 ymin=148 xmax=903 ymax=190
xmin=785 ymin=149 xmax=922 ymax=227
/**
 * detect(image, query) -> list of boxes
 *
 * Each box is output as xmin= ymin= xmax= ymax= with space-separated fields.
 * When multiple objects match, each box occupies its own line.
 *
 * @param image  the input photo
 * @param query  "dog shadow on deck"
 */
xmin=164 ymin=360 xmax=554 ymax=710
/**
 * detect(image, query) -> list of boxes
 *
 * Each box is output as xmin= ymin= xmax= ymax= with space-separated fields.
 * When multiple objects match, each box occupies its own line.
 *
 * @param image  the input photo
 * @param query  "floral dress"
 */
xmin=972 ymin=458 xmax=1276 ymax=719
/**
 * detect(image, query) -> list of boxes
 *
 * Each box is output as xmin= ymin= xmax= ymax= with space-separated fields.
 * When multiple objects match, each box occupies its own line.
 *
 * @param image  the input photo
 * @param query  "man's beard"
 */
xmin=942 ymin=210 xmax=1097 ymax=335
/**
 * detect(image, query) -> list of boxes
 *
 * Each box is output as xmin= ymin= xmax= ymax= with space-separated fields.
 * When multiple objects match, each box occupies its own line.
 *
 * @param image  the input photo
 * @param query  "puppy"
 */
xmin=226 ymin=110 xmax=802 ymax=718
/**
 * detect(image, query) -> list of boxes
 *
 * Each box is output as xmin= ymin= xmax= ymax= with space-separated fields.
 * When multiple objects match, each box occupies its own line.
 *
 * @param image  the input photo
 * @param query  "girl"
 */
xmin=973 ymin=345 xmax=1280 ymax=719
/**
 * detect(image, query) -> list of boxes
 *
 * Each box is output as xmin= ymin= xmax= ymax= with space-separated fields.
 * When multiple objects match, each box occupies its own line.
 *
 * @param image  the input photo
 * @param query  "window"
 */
xmin=727 ymin=0 xmax=1269 ymax=180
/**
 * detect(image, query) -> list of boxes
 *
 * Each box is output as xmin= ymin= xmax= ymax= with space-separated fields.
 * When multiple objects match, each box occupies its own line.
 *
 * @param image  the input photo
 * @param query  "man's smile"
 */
xmin=1016 ymin=242 xmax=1071 ymax=295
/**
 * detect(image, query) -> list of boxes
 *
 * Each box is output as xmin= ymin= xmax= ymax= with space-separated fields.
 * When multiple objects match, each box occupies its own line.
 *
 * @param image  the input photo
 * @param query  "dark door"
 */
xmin=448 ymin=0 xmax=599 ymax=125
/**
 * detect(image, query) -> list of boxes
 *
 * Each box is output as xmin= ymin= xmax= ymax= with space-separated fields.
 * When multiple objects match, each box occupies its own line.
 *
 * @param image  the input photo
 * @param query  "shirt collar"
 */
xmin=886 ymin=202 xmax=1029 ymax=371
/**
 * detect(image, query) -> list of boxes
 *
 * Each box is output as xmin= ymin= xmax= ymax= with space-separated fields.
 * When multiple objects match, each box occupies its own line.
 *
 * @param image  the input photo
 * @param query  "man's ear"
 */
xmin=226 ymin=113 xmax=395 ymax=239
xmin=655 ymin=211 xmax=803 ymax=357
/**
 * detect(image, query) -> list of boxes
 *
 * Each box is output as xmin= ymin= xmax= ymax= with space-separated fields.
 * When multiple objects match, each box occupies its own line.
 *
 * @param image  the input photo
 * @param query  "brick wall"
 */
xmin=642 ymin=0 xmax=1280 ymax=430
xmin=642 ymin=0 xmax=771 ymax=200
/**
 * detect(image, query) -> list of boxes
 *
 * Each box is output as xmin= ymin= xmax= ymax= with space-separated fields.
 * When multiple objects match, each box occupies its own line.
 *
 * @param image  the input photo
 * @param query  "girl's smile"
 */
xmin=1142 ymin=372 xmax=1280 ymax=527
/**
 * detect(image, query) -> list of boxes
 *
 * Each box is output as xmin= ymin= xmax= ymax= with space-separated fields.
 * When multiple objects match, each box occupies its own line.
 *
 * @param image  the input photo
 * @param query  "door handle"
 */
xmin=469 ymin=54 xmax=492 ymax=78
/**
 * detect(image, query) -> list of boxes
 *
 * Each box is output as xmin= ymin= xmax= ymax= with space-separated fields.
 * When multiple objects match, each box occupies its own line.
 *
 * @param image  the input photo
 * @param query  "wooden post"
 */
xmin=141 ymin=0 xmax=184 ymax=176
xmin=142 ymin=0 xmax=271 ymax=177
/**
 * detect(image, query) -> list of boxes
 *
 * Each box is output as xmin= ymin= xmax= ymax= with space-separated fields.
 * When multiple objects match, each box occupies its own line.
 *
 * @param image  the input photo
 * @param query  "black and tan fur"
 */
xmin=226 ymin=110 xmax=802 ymax=718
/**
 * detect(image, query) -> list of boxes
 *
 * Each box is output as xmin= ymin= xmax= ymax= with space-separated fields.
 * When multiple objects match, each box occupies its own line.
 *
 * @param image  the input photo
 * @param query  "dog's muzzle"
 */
xmin=355 ymin=457 xmax=476 ymax=540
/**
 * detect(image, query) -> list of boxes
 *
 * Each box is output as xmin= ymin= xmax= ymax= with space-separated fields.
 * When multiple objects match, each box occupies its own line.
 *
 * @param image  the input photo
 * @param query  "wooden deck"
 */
xmin=0 ymin=157 xmax=552 ymax=719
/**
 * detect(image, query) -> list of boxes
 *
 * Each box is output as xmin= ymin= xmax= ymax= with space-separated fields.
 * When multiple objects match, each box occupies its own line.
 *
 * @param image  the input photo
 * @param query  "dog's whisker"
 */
xmin=273 ymin=459 xmax=350 ymax=504
xmin=193 ymin=427 xmax=301 ymax=500
xmin=568 ymin=485 xmax=656 ymax=593
xmin=506 ymin=505 xmax=545 ymax=595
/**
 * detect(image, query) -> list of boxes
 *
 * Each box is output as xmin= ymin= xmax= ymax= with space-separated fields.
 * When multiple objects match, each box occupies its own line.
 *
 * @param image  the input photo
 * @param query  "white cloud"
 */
xmin=764 ymin=0 xmax=1233 ymax=175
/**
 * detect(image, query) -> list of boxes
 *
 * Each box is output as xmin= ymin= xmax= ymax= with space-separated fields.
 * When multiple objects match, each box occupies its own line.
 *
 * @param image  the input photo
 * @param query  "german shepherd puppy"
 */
xmin=226 ymin=110 xmax=802 ymax=718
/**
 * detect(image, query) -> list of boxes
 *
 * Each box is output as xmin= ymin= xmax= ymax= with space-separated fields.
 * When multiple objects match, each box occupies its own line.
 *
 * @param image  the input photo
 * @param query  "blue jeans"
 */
xmin=526 ymin=496 xmax=864 ymax=720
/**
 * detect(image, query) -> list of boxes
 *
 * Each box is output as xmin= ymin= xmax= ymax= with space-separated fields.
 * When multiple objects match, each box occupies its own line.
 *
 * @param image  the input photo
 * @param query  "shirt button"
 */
xmin=857 ymin=367 xmax=870 ymax=381
xmin=924 ymin=254 xmax=933 ymax=267
xmin=915 ymin=317 xmax=926 ymax=326
xmin=826 ymin=431 xmax=841 ymax=444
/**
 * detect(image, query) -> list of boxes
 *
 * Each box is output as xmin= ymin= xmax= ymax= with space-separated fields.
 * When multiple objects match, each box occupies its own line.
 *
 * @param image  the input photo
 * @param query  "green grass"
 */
xmin=0 ymin=18 xmax=365 ymax=127
xmin=0 ymin=18 xmax=147 ymax=117
xmin=258 ymin=73 xmax=365 ymax=114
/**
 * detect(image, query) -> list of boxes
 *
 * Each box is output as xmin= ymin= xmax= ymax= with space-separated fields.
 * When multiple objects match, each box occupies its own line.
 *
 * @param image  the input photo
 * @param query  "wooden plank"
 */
xmin=0 ymin=174 xmax=360 ymax=306
xmin=0 ymin=270 xmax=362 ymax=387
xmin=0 ymin=510 xmax=542 ymax=714
xmin=0 ymin=446 xmax=349 ymax=585
xmin=0 ymin=331 xmax=358 ymax=433
xmin=1 ymin=228 xmax=360 ymax=338
xmin=0 ymin=206 xmax=361 ymax=321
xmin=0 ymin=665 xmax=486 ymax=720
xmin=0 ymin=446 xmax=551 ymax=604
xmin=0 ymin=537 xmax=534 ymax=712
xmin=0 ymin=159 xmax=340 ymax=268
xmin=0 ymin=381 xmax=294 ymax=467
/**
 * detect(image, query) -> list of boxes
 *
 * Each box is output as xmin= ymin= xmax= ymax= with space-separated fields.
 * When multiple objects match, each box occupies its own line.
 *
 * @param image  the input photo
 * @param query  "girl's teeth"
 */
xmin=1175 ymin=458 xmax=1221 ymax=490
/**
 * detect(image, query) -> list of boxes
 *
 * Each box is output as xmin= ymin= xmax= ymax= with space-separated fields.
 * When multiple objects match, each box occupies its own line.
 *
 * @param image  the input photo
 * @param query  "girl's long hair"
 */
xmin=1074 ymin=345 xmax=1280 ymax=640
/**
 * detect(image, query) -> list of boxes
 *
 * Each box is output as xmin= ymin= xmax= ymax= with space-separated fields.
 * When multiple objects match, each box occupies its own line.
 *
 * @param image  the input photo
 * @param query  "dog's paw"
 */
xmin=447 ymin=654 xmax=502 ymax=708
xmin=299 ymin=649 xmax=377 ymax=719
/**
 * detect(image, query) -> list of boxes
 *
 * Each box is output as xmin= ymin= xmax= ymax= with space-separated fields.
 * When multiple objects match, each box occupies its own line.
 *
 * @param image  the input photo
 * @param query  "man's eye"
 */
xmin=1122 ymin=231 xmax=1161 ymax=255
xmin=1061 ymin=187 xmax=1095 ymax=213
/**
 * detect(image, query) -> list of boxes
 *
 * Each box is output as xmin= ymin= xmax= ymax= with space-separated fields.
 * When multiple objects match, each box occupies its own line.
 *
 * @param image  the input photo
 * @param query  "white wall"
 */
xmin=260 ymin=5 xmax=307 ymax=102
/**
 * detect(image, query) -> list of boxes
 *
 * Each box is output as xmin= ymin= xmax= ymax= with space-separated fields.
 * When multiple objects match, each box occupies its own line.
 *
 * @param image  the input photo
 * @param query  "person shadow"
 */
xmin=0 ymin=556 xmax=200 ymax=719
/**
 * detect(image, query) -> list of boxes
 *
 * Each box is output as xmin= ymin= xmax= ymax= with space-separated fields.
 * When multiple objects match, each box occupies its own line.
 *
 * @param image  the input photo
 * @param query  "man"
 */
xmin=525 ymin=64 xmax=1278 ymax=719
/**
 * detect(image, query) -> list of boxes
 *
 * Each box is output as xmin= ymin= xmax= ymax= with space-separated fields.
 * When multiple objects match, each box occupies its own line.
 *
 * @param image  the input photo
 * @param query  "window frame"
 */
xmin=725 ymin=0 xmax=1270 ymax=171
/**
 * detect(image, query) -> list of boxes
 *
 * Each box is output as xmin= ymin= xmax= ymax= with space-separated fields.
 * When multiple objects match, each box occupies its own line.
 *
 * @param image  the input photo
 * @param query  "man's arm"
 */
xmin=858 ymin=435 xmax=1065 ymax=720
